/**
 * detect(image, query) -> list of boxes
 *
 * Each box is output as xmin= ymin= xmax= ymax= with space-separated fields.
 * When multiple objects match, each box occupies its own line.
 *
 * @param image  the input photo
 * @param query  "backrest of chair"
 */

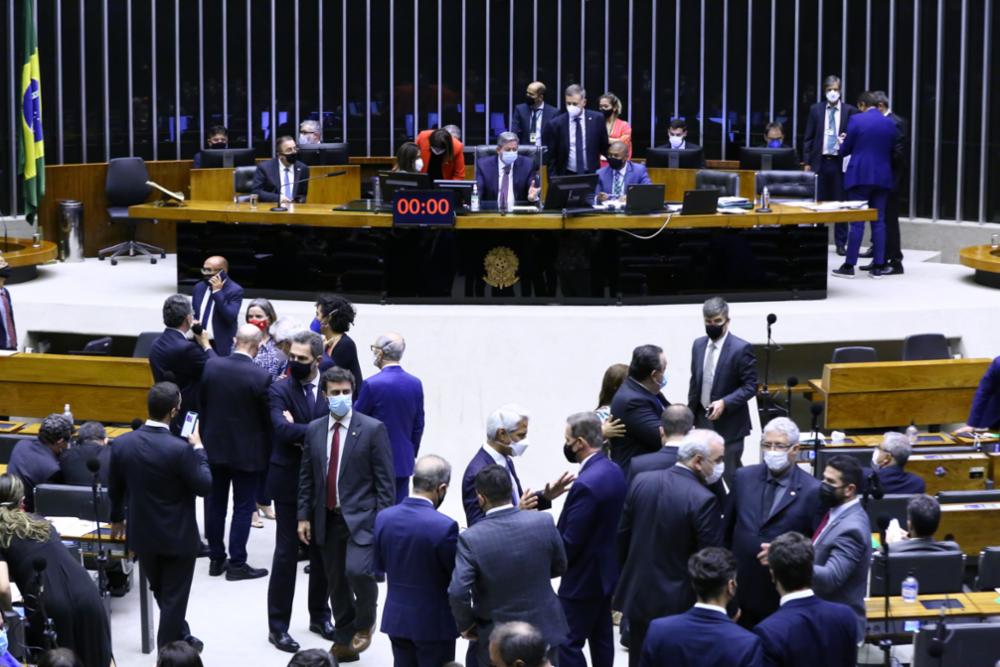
xmin=937 ymin=489 xmax=1000 ymax=504
xmin=912 ymin=622 xmax=1000 ymax=667
xmin=869 ymin=551 xmax=965 ymax=596
xmin=695 ymin=170 xmax=740 ymax=196
xmin=34 ymin=483 xmax=111 ymax=522
xmin=105 ymin=157 xmax=151 ymax=207
xmin=755 ymin=170 xmax=817 ymax=199
xmin=832 ymin=346 xmax=878 ymax=363
xmin=865 ymin=493 xmax=913 ymax=528
xmin=233 ymin=165 xmax=257 ymax=194
xmin=82 ymin=336 xmax=112 ymax=354
xmin=902 ymin=333 xmax=951 ymax=361
xmin=132 ymin=331 xmax=160 ymax=358
xmin=975 ymin=547 xmax=1000 ymax=591
xmin=474 ymin=144 xmax=496 ymax=161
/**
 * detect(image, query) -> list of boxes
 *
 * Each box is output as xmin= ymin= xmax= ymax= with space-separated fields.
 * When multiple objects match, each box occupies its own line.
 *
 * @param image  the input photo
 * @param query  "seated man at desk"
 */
xmin=594 ymin=140 xmax=652 ymax=203
xmin=868 ymin=431 xmax=925 ymax=494
xmin=251 ymin=136 xmax=310 ymax=204
xmin=60 ymin=421 xmax=111 ymax=486
xmin=192 ymin=125 xmax=229 ymax=168
xmin=8 ymin=414 xmax=70 ymax=512
xmin=474 ymin=132 xmax=540 ymax=207
xmin=659 ymin=119 xmax=700 ymax=152
xmin=887 ymin=495 xmax=961 ymax=553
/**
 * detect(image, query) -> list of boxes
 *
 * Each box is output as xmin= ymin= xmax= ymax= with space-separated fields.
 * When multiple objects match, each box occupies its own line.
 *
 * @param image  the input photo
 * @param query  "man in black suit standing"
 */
xmin=297 ymin=366 xmax=395 ymax=663
xmin=688 ymin=297 xmax=758 ymax=482
xmin=542 ymin=84 xmax=609 ymax=176
xmin=109 ymin=382 xmax=212 ymax=652
xmin=626 ymin=404 xmax=695 ymax=485
xmin=608 ymin=344 xmax=670 ymax=471
xmin=251 ymin=135 xmax=310 ymax=204
xmin=200 ymin=323 xmax=272 ymax=581
xmin=872 ymin=90 xmax=907 ymax=275
xmin=510 ymin=81 xmax=559 ymax=147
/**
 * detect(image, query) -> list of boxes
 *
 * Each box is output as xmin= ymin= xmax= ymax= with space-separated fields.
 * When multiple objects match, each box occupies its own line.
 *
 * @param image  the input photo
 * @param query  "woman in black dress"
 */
xmin=313 ymin=294 xmax=364 ymax=391
xmin=0 ymin=475 xmax=112 ymax=667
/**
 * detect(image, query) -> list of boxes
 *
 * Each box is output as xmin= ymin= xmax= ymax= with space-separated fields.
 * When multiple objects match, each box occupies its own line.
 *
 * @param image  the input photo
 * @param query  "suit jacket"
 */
xmin=109 ymin=424 xmax=212 ymax=557
xmin=353 ymin=366 xmax=425 ymax=479
xmin=474 ymin=155 xmax=538 ymax=204
xmin=510 ymin=102 xmax=558 ymax=146
xmin=724 ymin=464 xmax=821 ymax=622
xmin=543 ymin=109 xmax=609 ymax=176
xmin=873 ymin=464 xmax=925 ymax=495
xmin=199 ymin=353 xmax=272 ymax=472
xmin=448 ymin=506 xmax=568 ymax=661
xmin=801 ymin=100 xmax=859 ymax=171
xmin=887 ymin=112 xmax=909 ymax=192
xmin=415 ymin=130 xmax=465 ymax=181
xmin=0 ymin=287 xmax=15 ymax=350
xmin=640 ymin=606 xmax=764 ymax=667
xmin=594 ymin=161 xmax=652 ymax=195
xmin=191 ymin=278 xmax=244 ymax=356
xmin=250 ymin=157 xmax=310 ymax=203
xmin=59 ymin=443 xmax=112 ymax=487
xmin=267 ymin=375 xmax=328 ymax=503
xmin=557 ymin=453 xmax=627 ymax=600
xmin=626 ymin=445 xmax=679 ymax=487
xmin=8 ymin=440 xmax=62 ymax=512
xmin=841 ymin=108 xmax=897 ymax=191
xmin=753 ymin=594 xmax=859 ymax=667
xmin=297 ymin=411 xmax=395 ymax=546
xmin=608 ymin=377 xmax=670 ymax=471
xmin=147 ymin=328 xmax=217 ymax=431
xmin=812 ymin=500 xmax=871 ymax=640
xmin=688 ymin=333 xmax=758 ymax=442
xmin=968 ymin=356 xmax=1000 ymax=429
xmin=616 ymin=465 xmax=724 ymax=622
xmin=374 ymin=497 xmax=459 ymax=641
xmin=890 ymin=537 xmax=962 ymax=553
xmin=460 ymin=446 xmax=551 ymax=527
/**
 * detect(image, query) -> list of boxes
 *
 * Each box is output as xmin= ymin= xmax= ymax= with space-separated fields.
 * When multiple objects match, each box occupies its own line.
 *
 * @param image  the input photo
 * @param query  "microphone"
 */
xmin=86 ymin=458 xmax=101 ymax=474
xmin=868 ymin=467 xmax=885 ymax=500
xmin=130 ymin=418 xmax=143 ymax=431
xmin=766 ymin=313 xmax=777 ymax=325
xmin=785 ymin=376 xmax=798 ymax=416
xmin=270 ymin=170 xmax=348 ymax=212
xmin=927 ymin=604 xmax=951 ymax=658
xmin=191 ymin=323 xmax=204 ymax=336
xmin=810 ymin=403 xmax=824 ymax=478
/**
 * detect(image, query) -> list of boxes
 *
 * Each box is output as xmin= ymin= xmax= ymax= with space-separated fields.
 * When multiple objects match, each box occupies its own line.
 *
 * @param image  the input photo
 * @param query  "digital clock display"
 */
xmin=392 ymin=190 xmax=456 ymax=227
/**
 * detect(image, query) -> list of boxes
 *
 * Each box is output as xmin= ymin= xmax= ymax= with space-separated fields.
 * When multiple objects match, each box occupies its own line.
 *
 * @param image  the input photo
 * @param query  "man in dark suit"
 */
xmin=753 ymin=532 xmax=859 ymax=666
xmin=626 ymin=404 xmax=694 ymax=486
xmin=616 ymin=430 xmax=726 ymax=667
xmin=961 ymin=355 xmax=1000 ymax=433
xmin=888 ymin=495 xmax=962 ymax=553
xmin=608 ymin=344 xmax=670 ymax=471
xmin=688 ymin=297 xmax=758 ymax=481
xmin=871 ymin=91 xmax=907 ymax=275
xmin=60 ymin=421 xmax=111 ymax=486
xmin=639 ymin=547 xmax=763 ymax=667
xmin=660 ymin=118 xmax=702 ymax=153
xmin=802 ymin=75 xmax=859 ymax=255
xmin=542 ymin=84 xmax=609 ymax=176
xmin=200 ymin=324 xmax=272 ymax=581
xmin=510 ymin=81 xmax=558 ymax=147
xmin=374 ymin=455 xmax=459 ymax=667
xmin=594 ymin=141 xmax=652 ymax=202
xmin=474 ymin=132 xmax=541 ymax=207
xmin=109 ymin=382 xmax=212 ymax=651
xmin=251 ymin=135 xmax=310 ymax=203
xmin=0 ymin=256 xmax=17 ymax=350
xmin=489 ymin=622 xmax=553 ymax=667
xmin=8 ymin=414 xmax=69 ymax=511
xmin=355 ymin=333 xmax=426 ymax=503
xmin=724 ymin=417 xmax=821 ymax=627
xmin=449 ymin=465 xmax=569 ymax=667
xmin=869 ymin=431 xmax=925 ymax=494
xmin=557 ymin=412 xmax=627 ymax=667
xmin=297 ymin=366 xmax=395 ymax=663
xmin=191 ymin=255 xmax=244 ymax=357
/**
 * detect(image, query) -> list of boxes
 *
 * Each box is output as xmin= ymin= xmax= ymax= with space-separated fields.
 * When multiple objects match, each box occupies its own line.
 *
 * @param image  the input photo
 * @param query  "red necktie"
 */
xmin=1 ymin=290 xmax=15 ymax=349
xmin=326 ymin=422 xmax=341 ymax=510
xmin=812 ymin=511 xmax=831 ymax=542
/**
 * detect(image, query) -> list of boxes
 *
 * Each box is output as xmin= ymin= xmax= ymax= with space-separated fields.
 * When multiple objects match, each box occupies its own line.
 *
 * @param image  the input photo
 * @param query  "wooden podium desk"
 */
xmin=907 ymin=452 xmax=990 ymax=495
xmin=189 ymin=164 xmax=361 ymax=204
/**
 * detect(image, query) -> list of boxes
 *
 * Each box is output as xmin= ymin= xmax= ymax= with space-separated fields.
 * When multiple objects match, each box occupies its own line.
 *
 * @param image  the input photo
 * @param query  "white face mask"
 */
xmin=826 ymin=89 xmax=840 ymax=105
xmin=414 ymin=158 xmax=424 ymax=172
xmin=871 ymin=449 xmax=882 ymax=468
xmin=763 ymin=450 xmax=789 ymax=473
xmin=704 ymin=459 xmax=724 ymax=485
xmin=567 ymin=104 xmax=583 ymax=119
xmin=509 ymin=439 xmax=529 ymax=457
xmin=668 ymin=135 xmax=684 ymax=149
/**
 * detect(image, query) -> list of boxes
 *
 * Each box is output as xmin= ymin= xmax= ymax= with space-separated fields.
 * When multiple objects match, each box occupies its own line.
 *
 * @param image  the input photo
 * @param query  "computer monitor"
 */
xmin=379 ymin=171 xmax=433 ymax=204
xmin=739 ymin=146 xmax=801 ymax=171
xmin=197 ymin=148 xmax=257 ymax=168
xmin=544 ymin=173 xmax=599 ymax=210
xmin=433 ymin=180 xmax=475 ymax=208
xmin=645 ymin=146 xmax=704 ymax=169
xmin=297 ymin=142 xmax=350 ymax=166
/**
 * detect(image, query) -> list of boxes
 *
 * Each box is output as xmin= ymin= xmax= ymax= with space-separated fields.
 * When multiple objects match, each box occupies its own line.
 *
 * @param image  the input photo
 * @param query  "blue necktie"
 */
xmin=283 ymin=167 xmax=294 ymax=200
xmin=574 ymin=118 xmax=586 ymax=173
xmin=505 ymin=457 xmax=520 ymax=506
xmin=825 ymin=107 xmax=838 ymax=154
xmin=613 ymin=171 xmax=623 ymax=197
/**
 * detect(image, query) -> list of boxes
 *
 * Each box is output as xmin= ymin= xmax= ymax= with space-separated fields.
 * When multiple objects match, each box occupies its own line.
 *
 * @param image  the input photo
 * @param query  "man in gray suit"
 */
xmin=297 ymin=366 xmax=395 ymax=663
xmin=448 ymin=464 xmax=568 ymax=667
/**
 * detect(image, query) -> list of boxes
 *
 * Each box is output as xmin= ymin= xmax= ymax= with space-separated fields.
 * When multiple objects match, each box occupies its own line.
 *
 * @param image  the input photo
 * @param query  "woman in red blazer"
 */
xmin=415 ymin=128 xmax=465 ymax=180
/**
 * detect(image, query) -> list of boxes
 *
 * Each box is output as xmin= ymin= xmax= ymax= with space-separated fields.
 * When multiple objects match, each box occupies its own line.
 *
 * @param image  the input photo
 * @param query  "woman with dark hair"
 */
xmin=0 ymin=475 xmax=112 ymax=667
xmin=155 ymin=640 xmax=203 ymax=667
xmin=393 ymin=141 xmax=422 ymax=173
xmin=311 ymin=294 xmax=364 ymax=391
xmin=596 ymin=363 xmax=628 ymax=439
xmin=415 ymin=127 xmax=465 ymax=180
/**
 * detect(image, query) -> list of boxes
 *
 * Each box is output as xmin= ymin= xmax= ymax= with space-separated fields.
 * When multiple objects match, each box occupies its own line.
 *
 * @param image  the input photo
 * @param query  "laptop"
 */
xmin=625 ymin=184 xmax=666 ymax=214
xmin=680 ymin=189 xmax=721 ymax=215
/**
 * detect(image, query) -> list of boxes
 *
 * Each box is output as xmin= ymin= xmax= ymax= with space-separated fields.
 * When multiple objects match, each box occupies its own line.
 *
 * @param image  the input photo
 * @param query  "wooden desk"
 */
xmin=937 ymin=502 xmax=1000 ymax=556
xmin=866 ymin=593 xmax=977 ymax=620
xmin=824 ymin=433 xmax=959 ymax=448
xmin=990 ymin=452 xmax=1000 ymax=483
xmin=965 ymin=591 xmax=1000 ymax=615
xmin=959 ymin=245 xmax=1000 ymax=288
xmin=0 ymin=239 xmax=58 ymax=283
xmin=645 ymin=167 xmax=757 ymax=201
xmin=907 ymin=453 xmax=990 ymax=494
xmin=189 ymin=165 xmax=361 ymax=204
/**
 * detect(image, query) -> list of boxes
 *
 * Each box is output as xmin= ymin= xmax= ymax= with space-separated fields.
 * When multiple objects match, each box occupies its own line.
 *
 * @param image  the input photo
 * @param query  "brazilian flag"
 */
xmin=17 ymin=0 xmax=44 ymax=224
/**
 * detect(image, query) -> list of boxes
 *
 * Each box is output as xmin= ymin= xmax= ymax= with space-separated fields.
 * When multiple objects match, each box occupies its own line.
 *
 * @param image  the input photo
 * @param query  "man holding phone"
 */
xmin=191 ymin=255 xmax=244 ymax=356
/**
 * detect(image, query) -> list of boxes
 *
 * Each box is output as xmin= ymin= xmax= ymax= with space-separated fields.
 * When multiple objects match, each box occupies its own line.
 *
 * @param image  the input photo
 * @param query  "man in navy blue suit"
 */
xmin=753 ymin=532 xmax=858 ymax=667
xmin=191 ymin=255 xmax=244 ymax=357
xmin=608 ymin=344 xmax=671 ymax=471
xmin=557 ymin=412 xmax=626 ymax=667
xmin=868 ymin=432 xmax=925 ymax=494
xmin=510 ymin=81 xmax=558 ymax=147
xmin=626 ymin=405 xmax=695 ymax=486
xmin=251 ymin=135 xmax=310 ymax=203
xmin=639 ymin=547 xmax=763 ymax=667
xmin=474 ymin=132 xmax=541 ymax=207
xmin=542 ymin=84 xmax=609 ymax=176
xmin=888 ymin=495 xmax=962 ymax=553
xmin=374 ymin=455 xmax=459 ymax=667
xmin=0 ymin=256 xmax=17 ymax=350
xmin=833 ymin=90 xmax=899 ymax=279
xmin=594 ymin=141 xmax=652 ymax=202
xmin=960 ymin=355 xmax=1000 ymax=433
xmin=354 ymin=333 xmax=426 ymax=503
xmin=871 ymin=91 xmax=908 ymax=275
xmin=724 ymin=417 xmax=821 ymax=627
xmin=8 ymin=414 xmax=70 ymax=512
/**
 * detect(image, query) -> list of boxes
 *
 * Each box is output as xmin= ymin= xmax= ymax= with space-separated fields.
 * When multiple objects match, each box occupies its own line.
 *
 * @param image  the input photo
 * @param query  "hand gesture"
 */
xmin=543 ymin=471 xmax=576 ymax=501
xmin=602 ymin=417 xmax=626 ymax=439
xmin=282 ymin=410 xmax=295 ymax=424
xmin=756 ymin=542 xmax=771 ymax=566
xmin=518 ymin=488 xmax=539 ymax=511
xmin=707 ymin=400 xmax=726 ymax=421
xmin=208 ymin=273 xmax=224 ymax=292
xmin=187 ymin=421 xmax=203 ymax=448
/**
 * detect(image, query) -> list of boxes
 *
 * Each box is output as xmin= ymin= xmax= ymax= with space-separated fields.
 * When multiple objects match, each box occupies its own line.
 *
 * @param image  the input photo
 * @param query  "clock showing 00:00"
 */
xmin=392 ymin=190 xmax=456 ymax=226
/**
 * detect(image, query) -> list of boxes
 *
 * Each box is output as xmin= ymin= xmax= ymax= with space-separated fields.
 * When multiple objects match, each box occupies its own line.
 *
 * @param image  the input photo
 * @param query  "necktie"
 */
xmin=812 ymin=511 xmax=831 ymax=542
xmin=0 ymin=289 xmax=15 ymax=350
xmin=284 ymin=167 xmax=294 ymax=201
xmin=825 ymin=106 xmax=838 ymax=154
xmin=532 ymin=109 xmax=541 ymax=134
xmin=303 ymin=382 xmax=314 ymax=407
xmin=499 ymin=165 xmax=511 ymax=209
xmin=613 ymin=171 xmax=623 ymax=197
xmin=762 ymin=478 xmax=778 ymax=519
xmin=700 ymin=342 xmax=717 ymax=408
xmin=504 ymin=456 xmax=521 ymax=506
xmin=326 ymin=422 xmax=341 ymax=510
xmin=574 ymin=118 xmax=586 ymax=173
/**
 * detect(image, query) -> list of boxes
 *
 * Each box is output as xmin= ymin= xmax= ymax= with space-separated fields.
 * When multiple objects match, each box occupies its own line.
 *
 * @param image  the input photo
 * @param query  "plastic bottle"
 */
xmin=373 ymin=176 xmax=382 ymax=208
xmin=761 ymin=186 xmax=771 ymax=210
xmin=905 ymin=422 xmax=919 ymax=445
xmin=470 ymin=183 xmax=480 ymax=212
xmin=62 ymin=403 xmax=74 ymax=425
xmin=901 ymin=572 xmax=919 ymax=602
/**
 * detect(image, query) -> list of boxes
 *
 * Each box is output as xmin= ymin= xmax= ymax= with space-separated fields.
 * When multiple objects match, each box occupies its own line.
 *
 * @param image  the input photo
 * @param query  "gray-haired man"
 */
xmin=474 ymin=131 xmax=540 ymax=208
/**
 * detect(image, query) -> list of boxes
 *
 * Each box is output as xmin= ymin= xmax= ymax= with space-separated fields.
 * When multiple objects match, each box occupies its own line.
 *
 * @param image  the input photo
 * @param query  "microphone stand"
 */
xmin=758 ymin=315 xmax=782 ymax=424
xmin=268 ymin=170 xmax=348 ymax=212
xmin=89 ymin=462 xmax=110 ymax=605
xmin=878 ymin=519 xmax=892 ymax=667
xmin=28 ymin=560 xmax=57 ymax=657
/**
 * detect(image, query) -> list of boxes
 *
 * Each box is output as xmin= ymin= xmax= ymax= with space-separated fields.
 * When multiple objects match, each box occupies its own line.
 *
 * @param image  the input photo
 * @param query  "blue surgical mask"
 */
xmin=500 ymin=150 xmax=518 ymax=166
xmin=327 ymin=394 xmax=351 ymax=418
xmin=767 ymin=139 xmax=783 ymax=148
xmin=657 ymin=371 xmax=668 ymax=389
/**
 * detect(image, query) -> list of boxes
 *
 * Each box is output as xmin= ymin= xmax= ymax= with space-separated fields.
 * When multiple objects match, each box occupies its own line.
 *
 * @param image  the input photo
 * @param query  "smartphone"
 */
xmin=180 ymin=411 xmax=199 ymax=438
xmin=216 ymin=269 xmax=227 ymax=282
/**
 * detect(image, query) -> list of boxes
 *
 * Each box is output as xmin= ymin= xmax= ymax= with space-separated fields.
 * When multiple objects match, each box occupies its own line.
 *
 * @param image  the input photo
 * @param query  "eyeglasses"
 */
xmin=761 ymin=442 xmax=792 ymax=451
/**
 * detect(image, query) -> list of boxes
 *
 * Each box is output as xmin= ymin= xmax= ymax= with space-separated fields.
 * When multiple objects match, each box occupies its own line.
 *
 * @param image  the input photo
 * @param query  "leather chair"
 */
xmin=695 ymin=170 xmax=740 ymax=196
xmin=937 ymin=489 xmax=1000 ymax=504
xmin=99 ymin=157 xmax=165 ymax=265
xmin=34 ymin=483 xmax=112 ymax=522
xmin=132 ymin=331 xmax=161 ymax=358
xmin=233 ymin=165 xmax=258 ymax=202
xmin=831 ymin=346 xmax=877 ymax=363
xmin=864 ymin=493 xmax=913 ymax=528
xmin=473 ymin=144 xmax=544 ymax=168
xmin=868 ymin=551 xmax=965 ymax=596
xmin=974 ymin=547 xmax=1000 ymax=591
xmin=69 ymin=336 xmax=112 ymax=356
xmin=755 ymin=170 xmax=818 ymax=200
xmin=902 ymin=333 xmax=951 ymax=361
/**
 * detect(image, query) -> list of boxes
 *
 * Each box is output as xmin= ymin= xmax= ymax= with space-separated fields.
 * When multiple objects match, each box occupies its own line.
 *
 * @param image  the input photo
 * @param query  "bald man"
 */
xmin=192 ymin=255 xmax=244 ymax=356
xmin=510 ymin=81 xmax=559 ymax=147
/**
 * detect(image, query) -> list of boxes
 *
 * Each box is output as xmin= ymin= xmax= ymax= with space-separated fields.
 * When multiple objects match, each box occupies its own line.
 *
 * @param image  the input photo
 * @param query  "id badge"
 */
xmin=529 ymin=132 xmax=537 ymax=144
xmin=825 ymin=129 xmax=835 ymax=136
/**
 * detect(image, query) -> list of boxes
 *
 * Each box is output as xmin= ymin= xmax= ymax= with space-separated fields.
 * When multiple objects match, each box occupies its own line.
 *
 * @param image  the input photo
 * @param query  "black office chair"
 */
xmin=99 ymin=157 xmax=165 ymax=265
xmin=694 ymin=170 xmax=740 ymax=196
xmin=473 ymin=144 xmax=544 ymax=168
xmin=755 ymin=170 xmax=817 ymax=200
xmin=831 ymin=346 xmax=878 ymax=363
xmin=868 ymin=551 xmax=966 ymax=596
xmin=69 ymin=336 xmax=112 ymax=356
xmin=937 ymin=489 xmax=1000 ymax=504
xmin=34 ymin=483 xmax=112 ymax=522
xmin=975 ymin=547 xmax=1000 ymax=591
xmin=233 ymin=165 xmax=257 ymax=202
xmin=902 ymin=333 xmax=951 ymax=361
xmin=132 ymin=331 xmax=160 ymax=358
xmin=864 ymin=493 xmax=913 ymax=528
xmin=912 ymin=622 xmax=1000 ymax=667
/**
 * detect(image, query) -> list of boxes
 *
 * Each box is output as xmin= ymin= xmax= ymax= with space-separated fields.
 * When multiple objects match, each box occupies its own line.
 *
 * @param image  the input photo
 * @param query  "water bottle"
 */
xmin=901 ymin=573 xmax=919 ymax=602
xmin=761 ymin=186 xmax=771 ymax=210
xmin=905 ymin=422 xmax=919 ymax=445
xmin=470 ymin=183 xmax=480 ymax=212
xmin=373 ymin=176 xmax=382 ymax=208
xmin=62 ymin=403 xmax=74 ymax=426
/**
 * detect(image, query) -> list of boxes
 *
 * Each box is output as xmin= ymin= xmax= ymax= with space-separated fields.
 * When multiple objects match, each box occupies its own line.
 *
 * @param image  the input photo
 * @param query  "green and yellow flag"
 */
xmin=17 ymin=0 xmax=45 ymax=224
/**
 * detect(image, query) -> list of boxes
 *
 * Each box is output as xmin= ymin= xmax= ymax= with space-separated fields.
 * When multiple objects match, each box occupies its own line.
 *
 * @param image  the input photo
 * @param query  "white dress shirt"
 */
xmin=484 ymin=444 xmax=519 ymax=499
xmin=567 ymin=113 xmax=588 ymax=173
xmin=282 ymin=164 xmax=296 ymax=200
xmin=822 ymin=102 xmax=842 ymax=156
xmin=325 ymin=410 xmax=353 ymax=507
xmin=198 ymin=286 xmax=216 ymax=340
xmin=486 ymin=503 xmax=514 ymax=515
xmin=779 ymin=589 xmax=815 ymax=606
xmin=693 ymin=603 xmax=728 ymax=616
xmin=701 ymin=331 xmax=728 ymax=407
xmin=496 ymin=156 xmax=517 ymax=206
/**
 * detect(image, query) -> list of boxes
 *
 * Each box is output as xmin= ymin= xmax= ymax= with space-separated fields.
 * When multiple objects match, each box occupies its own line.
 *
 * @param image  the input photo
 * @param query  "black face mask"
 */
xmin=209 ymin=142 xmax=227 ymax=149
xmin=0 ymin=268 xmax=10 ymax=280
xmin=562 ymin=442 xmax=577 ymax=464
xmin=607 ymin=157 xmax=625 ymax=171
xmin=288 ymin=360 xmax=313 ymax=382
xmin=818 ymin=482 xmax=839 ymax=508
xmin=526 ymin=95 xmax=537 ymax=107
xmin=601 ymin=108 xmax=614 ymax=118
xmin=281 ymin=152 xmax=298 ymax=162
xmin=705 ymin=323 xmax=725 ymax=340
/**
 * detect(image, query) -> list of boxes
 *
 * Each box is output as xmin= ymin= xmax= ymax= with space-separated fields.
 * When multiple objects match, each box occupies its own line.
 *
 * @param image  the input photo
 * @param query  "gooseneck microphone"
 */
xmin=810 ymin=403 xmax=824 ymax=479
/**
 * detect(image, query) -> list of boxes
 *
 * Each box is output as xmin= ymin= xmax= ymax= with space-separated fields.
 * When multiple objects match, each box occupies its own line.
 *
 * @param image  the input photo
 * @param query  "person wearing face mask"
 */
xmin=510 ymin=81 xmax=558 ymax=147
xmin=594 ymin=140 xmax=651 ymax=203
xmin=415 ymin=127 xmax=465 ymax=181
xmin=373 ymin=455 xmax=459 ymax=667
xmin=297 ymin=366 xmax=395 ymax=663
xmin=251 ymin=135 xmax=310 ymax=204
xmin=191 ymin=255 xmax=244 ymax=357
xmin=659 ymin=118 xmax=704 ymax=154
xmin=192 ymin=124 xmax=229 ymax=168
xmin=311 ymin=293 xmax=364 ymax=392
xmin=866 ymin=431 xmax=925 ymax=494
xmin=723 ymin=417 xmax=821 ymax=628
xmin=688 ymin=297 xmax=758 ymax=484
xmin=869 ymin=90 xmax=907 ymax=275
xmin=298 ymin=119 xmax=322 ymax=146
xmin=608 ymin=344 xmax=671 ymax=471
xmin=460 ymin=404 xmax=575 ymax=527
xmin=542 ymin=84 xmax=609 ymax=176
xmin=556 ymin=412 xmax=626 ymax=667
xmin=762 ymin=121 xmax=785 ymax=148
xmin=0 ymin=256 xmax=14 ymax=351
xmin=246 ymin=298 xmax=283 ymax=380
xmin=474 ymin=132 xmax=541 ymax=208
xmin=392 ymin=141 xmax=423 ymax=174
xmin=615 ymin=430 xmax=725 ymax=667
xmin=598 ymin=92 xmax=631 ymax=164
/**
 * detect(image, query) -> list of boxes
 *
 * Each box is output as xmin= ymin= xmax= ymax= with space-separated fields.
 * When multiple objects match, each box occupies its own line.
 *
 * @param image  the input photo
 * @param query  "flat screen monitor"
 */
xmin=297 ymin=142 xmax=350 ymax=166
xmin=197 ymin=148 xmax=257 ymax=168
xmin=739 ymin=146 xmax=801 ymax=171
xmin=544 ymin=173 xmax=599 ymax=211
xmin=645 ymin=146 xmax=705 ymax=169
xmin=379 ymin=171 xmax=433 ymax=204
xmin=433 ymin=180 xmax=475 ymax=208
